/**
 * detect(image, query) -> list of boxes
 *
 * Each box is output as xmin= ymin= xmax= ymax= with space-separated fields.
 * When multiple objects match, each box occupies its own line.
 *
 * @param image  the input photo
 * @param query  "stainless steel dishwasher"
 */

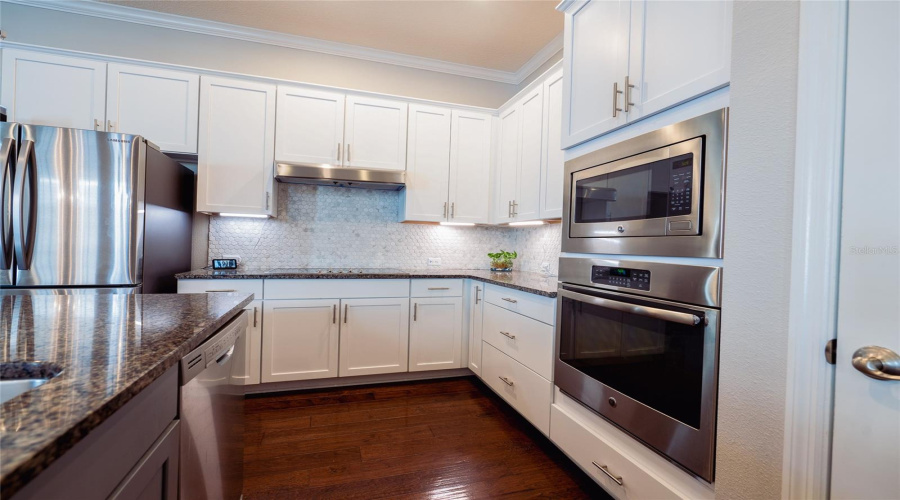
xmin=180 ymin=311 xmax=248 ymax=500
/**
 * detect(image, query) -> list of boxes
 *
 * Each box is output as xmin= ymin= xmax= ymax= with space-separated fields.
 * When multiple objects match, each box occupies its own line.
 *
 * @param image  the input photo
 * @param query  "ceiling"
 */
xmin=100 ymin=0 xmax=564 ymax=73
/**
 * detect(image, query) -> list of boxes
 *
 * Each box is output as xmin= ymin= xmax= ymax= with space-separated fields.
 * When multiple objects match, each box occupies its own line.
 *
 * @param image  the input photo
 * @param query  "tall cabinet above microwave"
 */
xmin=561 ymin=108 xmax=728 ymax=258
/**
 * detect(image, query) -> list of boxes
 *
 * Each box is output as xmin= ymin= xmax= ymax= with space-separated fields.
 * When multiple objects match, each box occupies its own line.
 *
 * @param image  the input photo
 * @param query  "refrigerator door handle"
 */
xmin=12 ymin=139 xmax=37 ymax=270
xmin=0 ymin=136 xmax=15 ymax=270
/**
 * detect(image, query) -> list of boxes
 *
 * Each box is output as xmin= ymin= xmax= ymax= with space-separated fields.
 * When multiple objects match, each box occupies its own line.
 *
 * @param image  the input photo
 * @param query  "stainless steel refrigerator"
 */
xmin=1 ymin=123 xmax=195 ymax=294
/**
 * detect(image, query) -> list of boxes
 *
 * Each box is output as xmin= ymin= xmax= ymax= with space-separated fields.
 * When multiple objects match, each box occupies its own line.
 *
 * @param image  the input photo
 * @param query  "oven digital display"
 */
xmin=610 ymin=268 xmax=630 ymax=277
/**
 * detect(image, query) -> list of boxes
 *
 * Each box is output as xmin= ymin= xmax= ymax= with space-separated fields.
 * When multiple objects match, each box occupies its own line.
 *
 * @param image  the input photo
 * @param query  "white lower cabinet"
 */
xmin=482 ymin=342 xmax=552 ymax=435
xmin=482 ymin=302 xmax=554 ymax=380
xmin=261 ymin=299 xmax=340 ymax=382
xmin=235 ymin=300 xmax=262 ymax=385
xmin=339 ymin=298 xmax=410 ymax=377
xmin=409 ymin=297 xmax=463 ymax=372
xmin=468 ymin=281 xmax=485 ymax=375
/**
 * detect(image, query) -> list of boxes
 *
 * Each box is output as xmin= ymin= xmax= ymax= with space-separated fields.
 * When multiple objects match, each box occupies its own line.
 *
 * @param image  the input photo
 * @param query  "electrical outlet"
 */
xmin=223 ymin=254 xmax=241 ymax=265
xmin=427 ymin=257 xmax=442 ymax=267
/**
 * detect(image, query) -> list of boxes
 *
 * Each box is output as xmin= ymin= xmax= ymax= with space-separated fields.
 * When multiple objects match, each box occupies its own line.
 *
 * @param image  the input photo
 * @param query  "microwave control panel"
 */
xmin=668 ymin=155 xmax=694 ymax=216
xmin=591 ymin=266 xmax=651 ymax=291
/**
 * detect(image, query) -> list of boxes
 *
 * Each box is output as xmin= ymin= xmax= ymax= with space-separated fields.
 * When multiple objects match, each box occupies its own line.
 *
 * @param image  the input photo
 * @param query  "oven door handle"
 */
xmin=559 ymin=289 xmax=702 ymax=326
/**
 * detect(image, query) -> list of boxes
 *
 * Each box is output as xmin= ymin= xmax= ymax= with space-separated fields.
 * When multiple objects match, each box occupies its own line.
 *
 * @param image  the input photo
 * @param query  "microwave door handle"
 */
xmin=12 ymin=139 xmax=37 ymax=270
xmin=0 ymin=136 xmax=15 ymax=270
xmin=559 ymin=289 xmax=702 ymax=326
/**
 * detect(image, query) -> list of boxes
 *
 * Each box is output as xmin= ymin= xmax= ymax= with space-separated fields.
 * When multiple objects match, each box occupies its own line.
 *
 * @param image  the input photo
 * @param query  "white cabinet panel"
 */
xmin=401 ymin=104 xmax=451 ymax=222
xmin=339 ymin=298 xmax=410 ymax=376
xmin=106 ymin=64 xmax=199 ymax=153
xmin=264 ymin=279 xmax=409 ymax=300
xmin=483 ymin=284 xmax=557 ymax=325
xmin=541 ymin=69 xmax=565 ymax=219
xmin=482 ymin=342 xmax=552 ymax=435
xmin=627 ymin=0 xmax=731 ymax=120
xmin=275 ymin=86 xmax=345 ymax=166
xmin=197 ymin=76 xmax=276 ymax=216
xmin=262 ymin=299 xmax=340 ymax=382
xmin=468 ymin=282 xmax=485 ymax=375
xmin=562 ymin=0 xmax=630 ymax=147
xmin=344 ymin=96 xmax=408 ymax=171
xmin=482 ymin=303 xmax=555 ymax=380
xmin=176 ymin=279 xmax=264 ymax=297
xmin=409 ymin=297 xmax=463 ymax=372
xmin=410 ymin=279 xmax=463 ymax=298
xmin=233 ymin=300 xmax=262 ymax=385
xmin=516 ymin=87 xmax=544 ymax=221
xmin=0 ymin=49 xmax=106 ymax=131
xmin=495 ymin=105 xmax=520 ymax=224
xmin=448 ymin=110 xmax=492 ymax=224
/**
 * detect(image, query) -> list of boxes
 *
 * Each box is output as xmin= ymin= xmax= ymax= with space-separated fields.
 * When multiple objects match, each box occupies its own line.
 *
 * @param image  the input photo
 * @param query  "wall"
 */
xmin=715 ymin=1 xmax=800 ymax=499
xmin=209 ymin=183 xmax=561 ymax=274
xmin=0 ymin=2 xmax=522 ymax=108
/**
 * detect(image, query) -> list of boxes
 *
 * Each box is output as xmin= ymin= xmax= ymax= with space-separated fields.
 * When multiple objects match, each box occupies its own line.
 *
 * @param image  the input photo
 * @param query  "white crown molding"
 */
xmin=555 ymin=0 xmax=581 ymax=13
xmin=2 ymin=0 xmax=562 ymax=85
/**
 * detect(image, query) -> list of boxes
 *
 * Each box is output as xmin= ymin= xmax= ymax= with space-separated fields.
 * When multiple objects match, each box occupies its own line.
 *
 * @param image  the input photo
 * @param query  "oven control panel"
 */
xmin=591 ymin=266 xmax=651 ymax=290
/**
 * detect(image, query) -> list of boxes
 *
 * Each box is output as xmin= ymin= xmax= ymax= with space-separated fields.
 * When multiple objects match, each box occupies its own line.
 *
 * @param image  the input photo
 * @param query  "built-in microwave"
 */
xmin=562 ymin=108 xmax=728 ymax=258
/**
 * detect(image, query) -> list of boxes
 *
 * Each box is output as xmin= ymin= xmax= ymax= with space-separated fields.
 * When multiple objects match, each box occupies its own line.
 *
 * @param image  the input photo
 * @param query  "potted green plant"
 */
xmin=487 ymin=250 xmax=517 ymax=272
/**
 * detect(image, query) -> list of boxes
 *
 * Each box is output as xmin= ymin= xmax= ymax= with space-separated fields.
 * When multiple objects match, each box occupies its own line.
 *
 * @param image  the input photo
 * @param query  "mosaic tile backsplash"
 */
xmin=208 ymin=183 xmax=562 ymax=274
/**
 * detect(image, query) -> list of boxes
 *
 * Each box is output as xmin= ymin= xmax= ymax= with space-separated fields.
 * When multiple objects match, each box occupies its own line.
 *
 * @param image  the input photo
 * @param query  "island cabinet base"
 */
xmin=14 ymin=366 xmax=179 ymax=499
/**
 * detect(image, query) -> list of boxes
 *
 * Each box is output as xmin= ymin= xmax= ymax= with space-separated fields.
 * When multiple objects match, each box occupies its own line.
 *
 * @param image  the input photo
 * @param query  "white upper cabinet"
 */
xmin=560 ymin=0 xmax=732 ymax=148
xmin=540 ymin=69 xmax=565 ymax=219
xmin=275 ymin=86 xmax=345 ymax=166
xmin=495 ymin=105 xmax=521 ymax=224
xmin=197 ymin=76 xmax=276 ymax=216
xmin=0 ymin=49 xmax=106 ymax=131
xmin=409 ymin=297 xmax=463 ymax=372
xmin=106 ymin=63 xmax=199 ymax=153
xmin=515 ymin=86 xmax=544 ymax=221
xmin=344 ymin=96 xmax=408 ymax=171
xmin=561 ymin=0 xmax=630 ymax=148
xmin=401 ymin=104 xmax=452 ymax=223
xmin=448 ymin=110 xmax=493 ymax=224
xmin=627 ymin=0 xmax=732 ymax=120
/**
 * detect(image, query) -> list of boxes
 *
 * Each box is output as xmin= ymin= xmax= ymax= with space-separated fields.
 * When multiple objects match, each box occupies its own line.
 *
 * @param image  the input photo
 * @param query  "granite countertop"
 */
xmin=0 ymin=292 xmax=253 ymax=496
xmin=175 ymin=268 xmax=560 ymax=297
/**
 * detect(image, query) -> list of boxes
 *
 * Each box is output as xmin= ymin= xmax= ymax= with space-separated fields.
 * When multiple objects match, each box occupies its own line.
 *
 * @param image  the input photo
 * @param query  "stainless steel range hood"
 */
xmin=275 ymin=163 xmax=405 ymax=190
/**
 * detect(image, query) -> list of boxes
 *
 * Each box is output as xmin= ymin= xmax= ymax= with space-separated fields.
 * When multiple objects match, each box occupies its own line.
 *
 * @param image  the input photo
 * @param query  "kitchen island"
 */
xmin=0 ymin=292 xmax=253 ymax=497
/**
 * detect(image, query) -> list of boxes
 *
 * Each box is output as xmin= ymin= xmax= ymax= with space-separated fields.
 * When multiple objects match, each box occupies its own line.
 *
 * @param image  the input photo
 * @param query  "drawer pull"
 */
xmin=499 ymin=331 xmax=516 ymax=340
xmin=498 ymin=376 xmax=514 ymax=387
xmin=427 ymin=287 xmax=450 ymax=290
xmin=592 ymin=462 xmax=623 ymax=486
xmin=501 ymin=297 xmax=518 ymax=304
xmin=205 ymin=289 xmax=236 ymax=293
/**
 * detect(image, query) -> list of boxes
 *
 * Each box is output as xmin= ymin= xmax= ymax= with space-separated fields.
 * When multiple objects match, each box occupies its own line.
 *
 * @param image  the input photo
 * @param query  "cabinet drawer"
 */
xmin=264 ymin=279 xmax=410 ymax=299
xmin=482 ymin=342 xmax=551 ymax=435
xmin=410 ymin=279 xmax=463 ymax=297
xmin=482 ymin=303 xmax=554 ymax=380
xmin=484 ymin=284 xmax=556 ymax=325
xmin=176 ymin=279 xmax=263 ymax=299
xmin=550 ymin=404 xmax=684 ymax=499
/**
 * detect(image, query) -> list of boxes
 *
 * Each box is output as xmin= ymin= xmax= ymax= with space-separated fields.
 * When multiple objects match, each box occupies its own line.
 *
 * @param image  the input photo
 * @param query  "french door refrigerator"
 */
xmin=1 ymin=123 xmax=195 ymax=294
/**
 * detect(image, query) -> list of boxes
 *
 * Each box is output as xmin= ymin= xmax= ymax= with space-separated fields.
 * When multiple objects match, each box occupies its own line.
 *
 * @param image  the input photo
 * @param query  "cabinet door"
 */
xmin=275 ymin=86 xmax=345 ymax=166
xmin=627 ymin=0 xmax=731 ymax=120
xmin=400 ymin=104 xmax=451 ymax=222
xmin=515 ymin=87 xmax=544 ymax=221
xmin=495 ymin=105 xmax=520 ymax=224
xmin=410 ymin=297 xmax=463 ymax=372
xmin=261 ymin=299 xmax=340 ymax=382
xmin=561 ymin=0 xmax=630 ymax=148
xmin=233 ymin=300 xmax=262 ymax=385
xmin=449 ymin=110 xmax=492 ymax=224
xmin=108 ymin=421 xmax=179 ymax=500
xmin=344 ymin=96 xmax=408 ymax=171
xmin=197 ymin=76 xmax=276 ymax=216
xmin=0 ymin=49 xmax=106 ymax=131
xmin=468 ymin=282 xmax=485 ymax=375
xmin=540 ymin=69 xmax=565 ymax=219
xmin=339 ymin=298 xmax=410 ymax=376
xmin=106 ymin=63 xmax=200 ymax=153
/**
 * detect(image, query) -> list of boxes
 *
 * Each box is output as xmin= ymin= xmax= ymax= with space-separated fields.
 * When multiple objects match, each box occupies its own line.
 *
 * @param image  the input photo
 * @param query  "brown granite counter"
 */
xmin=175 ymin=268 xmax=559 ymax=297
xmin=0 ymin=292 xmax=253 ymax=496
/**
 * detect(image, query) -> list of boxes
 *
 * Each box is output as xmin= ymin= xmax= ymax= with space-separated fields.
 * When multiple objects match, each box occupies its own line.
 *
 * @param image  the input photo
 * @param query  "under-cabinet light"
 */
xmin=508 ymin=221 xmax=545 ymax=226
xmin=218 ymin=213 xmax=269 ymax=219
xmin=439 ymin=222 xmax=476 ymax=226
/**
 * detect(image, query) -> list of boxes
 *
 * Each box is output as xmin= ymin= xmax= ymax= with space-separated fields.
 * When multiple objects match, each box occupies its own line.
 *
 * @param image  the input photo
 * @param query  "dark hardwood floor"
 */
xmin=244 ymin=376 xmax=612 ymax=499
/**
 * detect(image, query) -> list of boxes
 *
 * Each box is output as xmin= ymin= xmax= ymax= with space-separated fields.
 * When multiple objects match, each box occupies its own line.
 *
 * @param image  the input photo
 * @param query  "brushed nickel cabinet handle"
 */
xmin=451 ymin=202 xmax=455 ymax=218
xmin=333 ymin=304 xmax=337 ymax=324
xmin=205 ymin=289 xmax=237 ymax=293
xmin=501 ymin=297 xmax=518 ymax=304
xmin=500 ymin=331 xmax=516 ymax=340
xmin=592 ymin=462 xmax=623 ymax=486
xmin=508 ymin=200 xmax=513 ymax=218
xmin=344 ymin=303 xmax=348 ymax=324
xmin=414 ymin=303 xmax=417 ymax=321
xmin=346 ymin=143 xmax=351 ymax=163
xmin=443 ymin=202 xmax=448 ymax=219
xmin=624 ymin=75 xmax=635 ymax=113
xmin=512 ymin=200 xmax=518 ymax=217
xmin=428 ymin=287 xmax=450 ymax=290
xmin=475 ymin=286 xmax=481 ymax=304
xmin=612 ymin=82 xmax=623 ymax=118
xmin=337 ymin=142 xmax=342 ymax=162
xmin=253 ymin=306 xmax=258 ymax=327
xmin=499 ymin=376 xmax=514 ymax=387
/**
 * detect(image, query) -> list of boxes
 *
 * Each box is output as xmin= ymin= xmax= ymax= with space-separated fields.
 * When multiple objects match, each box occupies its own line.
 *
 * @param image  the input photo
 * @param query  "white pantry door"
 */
xmin=829 ymin=2 xmax=900 ymax=499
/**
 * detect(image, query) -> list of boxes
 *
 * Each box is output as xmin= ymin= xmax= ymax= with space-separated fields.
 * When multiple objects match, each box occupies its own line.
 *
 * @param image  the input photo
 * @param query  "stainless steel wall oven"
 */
xmin=562 ymin=108 xmax=728 ymax=258
xmin=555 ymin=257 xmax=722 ymax=482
